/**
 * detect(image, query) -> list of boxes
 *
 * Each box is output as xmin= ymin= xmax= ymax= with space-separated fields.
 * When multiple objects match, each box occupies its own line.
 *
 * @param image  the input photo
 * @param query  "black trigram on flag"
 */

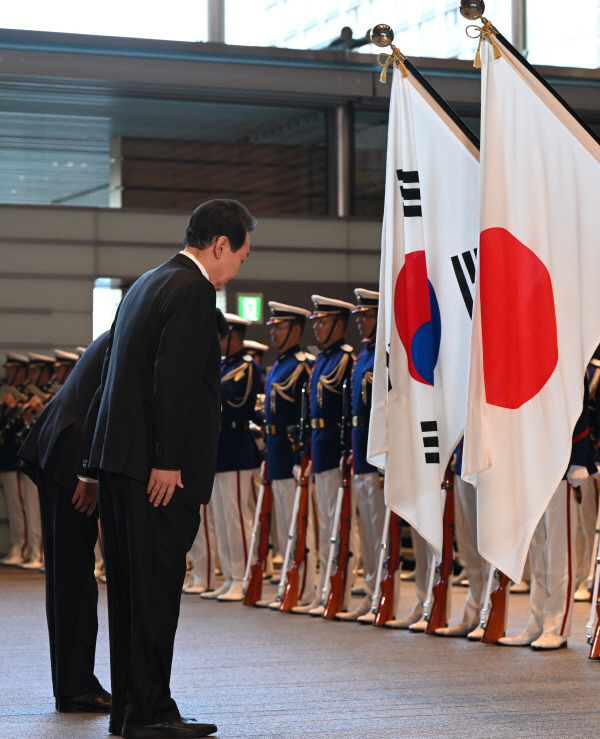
xmin=451 ymin=248 xmax=477 ymax=318
xmin=386 ymin=347 xmax=392 ymax=393
xmin=420 ymin=421 xmax=439 ymax=464
xmin=396 ymin=170 xmax=422 ymax=217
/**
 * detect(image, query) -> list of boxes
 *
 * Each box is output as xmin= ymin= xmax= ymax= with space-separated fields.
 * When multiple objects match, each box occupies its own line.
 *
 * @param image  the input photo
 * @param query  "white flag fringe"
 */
xmin=367 ymin=63 xmax=479 ymax=560
xmin=462 ymin=35 xmax=600 ymax=583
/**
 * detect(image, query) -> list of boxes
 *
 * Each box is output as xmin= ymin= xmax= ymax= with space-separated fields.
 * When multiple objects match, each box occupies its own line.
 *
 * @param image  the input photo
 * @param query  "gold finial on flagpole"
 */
xmin=370 ymin=24 xmax=408 ymax=83
xmin=459 ymin=0 xmax=485 ymax=21
xmin=460 ymin=1 xmax=501 ymax=68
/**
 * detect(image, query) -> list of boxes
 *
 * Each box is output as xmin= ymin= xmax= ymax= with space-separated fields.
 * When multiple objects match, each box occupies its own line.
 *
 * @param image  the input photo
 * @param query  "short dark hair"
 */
xmin=230 ymin=325 xmax=247 ymax=339
xmin=292 ymin=317 xmax=306 ymax=333
xmin=336 ymin=313 xmax=349 ymax=330
xmin=183 ymin=199 xmax=257 ymax=252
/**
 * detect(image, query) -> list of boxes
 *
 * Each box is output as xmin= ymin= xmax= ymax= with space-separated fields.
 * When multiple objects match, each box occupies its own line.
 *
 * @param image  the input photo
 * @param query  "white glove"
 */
xmin=339 ymin=452 xmax=353 ymax=472
xmin=566 ymin=465 xmax=589 ymax=487
xmin=595 ymin=462 xmax=600 ymax=479
xmin=293 ymin=465 xmax=301 ymax=482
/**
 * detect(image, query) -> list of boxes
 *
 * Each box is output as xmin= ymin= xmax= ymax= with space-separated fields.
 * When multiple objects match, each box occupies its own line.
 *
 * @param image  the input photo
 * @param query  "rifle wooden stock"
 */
xmin=589 ymin=604 xmax=600 ymax=659
xmin=481 ymin=571 xmax=510 ymax=643
xmin=323 ymin=455 xmax=352 ymax=619
xmin=280 ymin=456 xmax=310 ymax=611
xmin=243 ymin=477 xmax=272 ymax=606
xmin=374 ymin=512 xmax=403 ymax=627
xmin=426 ymin=467 xmax=455 ymax=634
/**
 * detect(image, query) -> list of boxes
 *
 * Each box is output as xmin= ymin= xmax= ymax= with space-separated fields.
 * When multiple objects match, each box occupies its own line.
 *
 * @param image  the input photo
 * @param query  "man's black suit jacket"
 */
xmin=18 ymin=331 xmax=110 ymax=492
xmin=89 ymin=253 xmax=221 ymax=505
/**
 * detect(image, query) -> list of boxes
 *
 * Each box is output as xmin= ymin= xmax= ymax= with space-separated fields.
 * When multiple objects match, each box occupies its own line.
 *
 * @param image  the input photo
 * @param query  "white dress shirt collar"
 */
xmin=179 ymin=249 xmax=211 ymax=283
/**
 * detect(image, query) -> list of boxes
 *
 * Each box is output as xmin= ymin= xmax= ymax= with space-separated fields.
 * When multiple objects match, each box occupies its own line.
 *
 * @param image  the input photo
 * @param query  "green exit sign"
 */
xmin=237 ymin=294 xmax=263 ymax=322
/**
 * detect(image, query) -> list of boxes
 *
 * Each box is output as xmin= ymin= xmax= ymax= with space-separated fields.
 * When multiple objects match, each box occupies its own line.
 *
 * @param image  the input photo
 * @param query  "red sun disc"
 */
xmin=480 ymin=227 xmax=558 ymax=409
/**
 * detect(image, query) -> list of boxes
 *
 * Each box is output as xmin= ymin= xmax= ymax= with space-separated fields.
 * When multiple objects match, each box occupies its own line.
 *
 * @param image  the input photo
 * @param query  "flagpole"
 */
xmin=459 ymin=0 xmax=600 ymax=147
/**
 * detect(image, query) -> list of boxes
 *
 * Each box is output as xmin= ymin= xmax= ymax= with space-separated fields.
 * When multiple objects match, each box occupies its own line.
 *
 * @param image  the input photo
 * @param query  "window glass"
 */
xmin=93 ymin=279 xmax=122 ymax=339
xmin=4 ymin=0 xmax=208 ymax=41
xmin=1 ymin=96 xmax=327 ymax=215
xmin=354 ymin=110 xmax=388 ymax=219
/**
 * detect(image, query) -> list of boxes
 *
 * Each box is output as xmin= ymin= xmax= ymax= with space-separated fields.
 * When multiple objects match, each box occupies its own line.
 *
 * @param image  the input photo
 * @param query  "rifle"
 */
xmin=361 ymin=507 xmax=391 ymax=624
xmin=587 ymin=507 xmax=600 ymax=658
xmin=374 ymin=510 xmax=403 ymax=627
xmin=275 ymin=481 xmax=300 ymax=610
xmin=242 ymin=464 xmax=272 ymax=606
xmin=481 ymin=568 xmax=511 ymax=643
xmin=588 ymin=604 xmax=600 ymax=660
xmin=279 ymin=456 xmax=310 ymax=611
xmin=323 ymin=378 xmax=353 ymax=619
xmin=409 ymin=555 xmax=437 ymax=632
xmin=425 ymin=465 xmax=455 ymax=634
xmin=279 ymin=382 xmax=311 ymax=612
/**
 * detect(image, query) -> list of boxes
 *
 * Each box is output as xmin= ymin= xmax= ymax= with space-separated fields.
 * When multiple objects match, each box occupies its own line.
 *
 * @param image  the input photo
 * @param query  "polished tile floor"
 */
xmin=1 ymin=566 xmax=599 ymax=739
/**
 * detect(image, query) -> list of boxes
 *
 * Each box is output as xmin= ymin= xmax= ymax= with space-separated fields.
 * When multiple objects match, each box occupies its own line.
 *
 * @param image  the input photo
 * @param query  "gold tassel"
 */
xmin=467 ymin=18 xmax=502 ymax=69
xmin=377 ymin=44 xmax=408 ymax=84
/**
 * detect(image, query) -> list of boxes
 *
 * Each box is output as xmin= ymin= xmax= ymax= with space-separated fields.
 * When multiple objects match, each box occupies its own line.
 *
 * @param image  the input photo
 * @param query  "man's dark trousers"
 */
xmin=98 ymin=472 xmax=201 ymax=729
xmin=35 ymin=462 xmax=102 ymax=698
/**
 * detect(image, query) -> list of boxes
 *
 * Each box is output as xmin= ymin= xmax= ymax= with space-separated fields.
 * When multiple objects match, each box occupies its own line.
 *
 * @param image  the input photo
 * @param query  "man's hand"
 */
xmin=71 ymin=480 xmax=98 ymax=515
xmin=1 ymin=393 xmax=17 ymax=408
xmin=27 ymin=396 xmax=45 ymax=412
xmin=147 ymin=468 xmax=183 ymax=507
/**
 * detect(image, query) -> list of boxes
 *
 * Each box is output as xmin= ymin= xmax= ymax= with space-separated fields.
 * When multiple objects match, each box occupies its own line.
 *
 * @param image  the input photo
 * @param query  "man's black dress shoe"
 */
xmin=55 ymin=688 xmax=112 ymax=713
xmin=122 ymin=717 xmax=217 ymax=738
xmin=109 ymin=719 xmax=124 ymax=735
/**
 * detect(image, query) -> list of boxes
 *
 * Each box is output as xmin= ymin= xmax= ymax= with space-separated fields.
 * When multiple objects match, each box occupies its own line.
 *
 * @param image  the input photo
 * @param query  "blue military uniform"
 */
xmin=202 ymin=314 xmax=264 ymax=602
xmin=351 ymin=340 xmax=376 ymax=476
xmin=310 ymin=339 xmax=354 ymax=473
xmin=216 ymin=349 xmax=263 ymax=473
xmin=266 ymin=346 xmax=312 ymax=480
xmin=263 ymin=301 xmax=317 ymax=608
xmin=297 ymin=295 xmax=355 ymax=616
xmin=338 ymin=288 xmax=386 ymax=621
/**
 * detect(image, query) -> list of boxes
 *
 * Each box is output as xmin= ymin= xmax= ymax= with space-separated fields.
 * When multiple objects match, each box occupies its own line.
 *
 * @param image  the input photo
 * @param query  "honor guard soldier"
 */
xmin=17 ymin=352 xmax=56 ymax=569
xmin=201 ymin=313 xmax=264 ymax=602
xmin=242 ymin=339 xmax=268 ymax=490
xmin=264 ymin=301 xmax=317 ymax=607
xmin=243 ymin=340 xmax=269 ymax=396
xmin=51 ymin=350 xmax=80 ymax=393
xmin=337 ymin=289 xmax=386 ymax=621
xmin=499 ymin=384 xmax=596 ymax=650
xmin=0 ymin=352 xmax=31 ymax=565
xmin=293 ymin=295 xmax=355 ymax=615
xmin=243 ymin=340 xmax=269 ymax=366
xmin=27 ymin=352 xmax=56 ymax=395
xmin=184 ymin=310 xmax=237 ymax=595
xmin=573 ymin=350 xmax=600 ymax=601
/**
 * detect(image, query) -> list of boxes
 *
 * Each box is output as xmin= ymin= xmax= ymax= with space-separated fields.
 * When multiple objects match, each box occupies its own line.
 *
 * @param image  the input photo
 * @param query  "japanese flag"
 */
xmin=462 ymin=35 xmax=600 ymax=582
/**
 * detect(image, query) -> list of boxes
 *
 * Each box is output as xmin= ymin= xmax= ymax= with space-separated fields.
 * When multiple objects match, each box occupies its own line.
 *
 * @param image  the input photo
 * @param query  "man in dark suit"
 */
xmin=88 ymin=199 xmax=255 ymax=739
xmin=18 ymin=332 xmax=111 ymax=713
